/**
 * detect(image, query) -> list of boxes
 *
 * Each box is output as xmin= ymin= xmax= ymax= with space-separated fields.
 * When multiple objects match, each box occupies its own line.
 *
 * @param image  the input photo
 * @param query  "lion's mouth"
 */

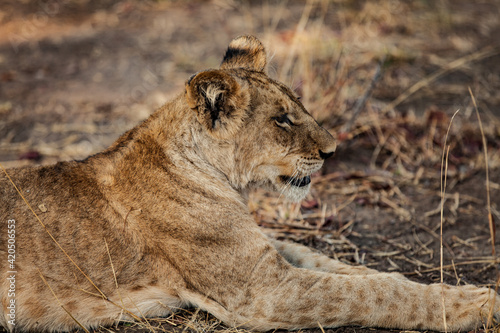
xmin=279 ymin=175 xmax=311 ymax=187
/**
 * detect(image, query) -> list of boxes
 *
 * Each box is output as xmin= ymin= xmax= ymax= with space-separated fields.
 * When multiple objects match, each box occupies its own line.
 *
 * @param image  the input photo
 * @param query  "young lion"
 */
xmin=0 ymin=35 xmax=498 ymax=332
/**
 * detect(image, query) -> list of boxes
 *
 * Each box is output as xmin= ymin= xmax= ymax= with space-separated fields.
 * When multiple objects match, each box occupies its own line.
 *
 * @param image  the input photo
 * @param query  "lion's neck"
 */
xmin=90 ymin=95 xmax=248 ymax=205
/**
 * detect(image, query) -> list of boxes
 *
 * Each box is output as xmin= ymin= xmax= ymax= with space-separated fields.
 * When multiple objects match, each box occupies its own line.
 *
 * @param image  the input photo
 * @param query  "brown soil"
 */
xmin=1 ymin=1 xmax=500 ymax=332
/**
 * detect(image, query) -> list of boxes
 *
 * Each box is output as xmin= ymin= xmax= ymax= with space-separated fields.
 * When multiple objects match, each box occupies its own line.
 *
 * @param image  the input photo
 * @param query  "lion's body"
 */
xmin=1 ymin=36 xmax=498 ymax=332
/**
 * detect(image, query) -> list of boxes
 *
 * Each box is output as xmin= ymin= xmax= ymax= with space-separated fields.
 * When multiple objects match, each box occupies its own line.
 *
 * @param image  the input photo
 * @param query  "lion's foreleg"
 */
xmin=188 ymin=254 xmax=499 ymax=332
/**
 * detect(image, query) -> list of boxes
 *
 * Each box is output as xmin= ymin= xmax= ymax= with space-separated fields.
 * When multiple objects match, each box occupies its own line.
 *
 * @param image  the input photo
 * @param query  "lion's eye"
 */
xmin=274 ymin=114 xmax=294 ymax=128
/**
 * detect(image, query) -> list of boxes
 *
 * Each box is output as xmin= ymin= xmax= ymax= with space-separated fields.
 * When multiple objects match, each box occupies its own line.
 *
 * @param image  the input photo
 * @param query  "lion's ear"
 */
xmin=185 ymin=70 xmax=249 ymax=139
xmin=220 ymin=35 xmax=267 ymax=72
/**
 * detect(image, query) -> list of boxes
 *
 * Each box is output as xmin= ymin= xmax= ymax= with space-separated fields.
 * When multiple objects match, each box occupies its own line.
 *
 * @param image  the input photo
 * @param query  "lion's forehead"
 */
xmin=234 ymin=70 xmax=299 ymax=101
xmin=238 ymin=75 xmax=311 ymax=120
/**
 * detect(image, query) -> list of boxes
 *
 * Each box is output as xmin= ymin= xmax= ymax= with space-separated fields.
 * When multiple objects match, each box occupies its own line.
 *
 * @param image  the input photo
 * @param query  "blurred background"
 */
xmin=1 ymin=1 xmax=500 ymax=332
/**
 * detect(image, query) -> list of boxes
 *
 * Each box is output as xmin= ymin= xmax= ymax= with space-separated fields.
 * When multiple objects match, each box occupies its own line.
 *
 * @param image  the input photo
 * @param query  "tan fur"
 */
xmin=1 ymin=35 xmax=499 ymax=332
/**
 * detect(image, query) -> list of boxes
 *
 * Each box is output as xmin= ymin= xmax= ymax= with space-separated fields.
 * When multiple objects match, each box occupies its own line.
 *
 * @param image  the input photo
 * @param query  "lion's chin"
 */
xmin=283 ymin=183 xmax=311 ymax=202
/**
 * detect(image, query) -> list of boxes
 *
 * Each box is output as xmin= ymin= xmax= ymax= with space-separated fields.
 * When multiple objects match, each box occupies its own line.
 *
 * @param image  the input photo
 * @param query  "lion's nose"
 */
xmin=319 ymin=150 xmax=335 ymax=160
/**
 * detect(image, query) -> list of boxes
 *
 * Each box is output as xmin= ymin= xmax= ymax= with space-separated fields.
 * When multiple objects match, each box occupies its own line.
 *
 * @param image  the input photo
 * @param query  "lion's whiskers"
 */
xmin=278 ymin=168 xmax=300 ymax=202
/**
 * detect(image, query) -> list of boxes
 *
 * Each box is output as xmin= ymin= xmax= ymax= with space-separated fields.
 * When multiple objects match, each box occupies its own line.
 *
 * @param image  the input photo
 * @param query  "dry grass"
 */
xmin=1 ymin=0 xmax=500 ymax=332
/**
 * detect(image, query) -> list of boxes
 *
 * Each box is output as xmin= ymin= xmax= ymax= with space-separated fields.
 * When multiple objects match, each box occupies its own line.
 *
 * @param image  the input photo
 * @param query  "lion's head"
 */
xmin=184 ymin=35 xmax=336 ymax=202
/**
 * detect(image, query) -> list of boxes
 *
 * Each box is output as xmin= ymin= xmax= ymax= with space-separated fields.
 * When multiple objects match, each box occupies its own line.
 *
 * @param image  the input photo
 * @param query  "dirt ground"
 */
xmin=1 ymin=0 xmax=500 ymax=332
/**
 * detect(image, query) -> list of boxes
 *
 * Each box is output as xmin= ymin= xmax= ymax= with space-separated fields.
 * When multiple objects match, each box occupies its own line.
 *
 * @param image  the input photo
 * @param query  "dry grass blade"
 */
xmin=382 ymin=45 xmax=500 ymax=113
xmin=103 ymin=239 xmax=145 ymax=325
xmin=105 ymin=239 xmax=121 ymax=294
xmin=344 ymin=57 xmax=385 ymax=133
xmin=0 ymin=162 xmax=108 ymax=301
xmin=440 ymin=145 xmax=450 ymax=333
xmin=38 ymin=269 xmax=91 ymax=333
xmin=415 ymin=258 xmax=500 ymax=275
xmin=469 ymin=87 xmax=495 ymax=256
xmin=469 ymin=88 xmax=497 ymax=328
xmin=279 ymin=0 xmax=315 ymax=79
xmin=317 ymin=321 xmax=326 ymax=333
xmin=181 ymin=307 xmax=202 ymax=333
xmin=439 ymin=109 xmax=459 ymax=333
